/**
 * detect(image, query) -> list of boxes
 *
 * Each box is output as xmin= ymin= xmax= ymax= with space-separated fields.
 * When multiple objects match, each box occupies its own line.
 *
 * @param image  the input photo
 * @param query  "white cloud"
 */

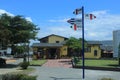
xmin=25 ymin=17 xmax=33 ymax=22
xmin=84 ymin=10 xmax=120 ymax=40
xmin=0 ymin=9 xmax=14 ymax=16
xmin=0 ymin=9 xmax=33 ymax=22
xmin=48 ymin=18 xmax=69 ymax=23
xmin=36 ymin=25 xmax=82 ymax=40
xmin=36 ymin=10 xmax=120 ymax=41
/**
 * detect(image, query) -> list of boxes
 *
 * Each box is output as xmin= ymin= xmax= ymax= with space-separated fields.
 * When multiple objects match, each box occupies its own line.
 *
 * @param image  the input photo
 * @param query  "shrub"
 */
xmin=19 ymin=62 xmax=29 ymax=69
xmin=1 ymin=73 xmax=36 ymax=80
xmin=1 ymin=74 xmax=23 ymax=80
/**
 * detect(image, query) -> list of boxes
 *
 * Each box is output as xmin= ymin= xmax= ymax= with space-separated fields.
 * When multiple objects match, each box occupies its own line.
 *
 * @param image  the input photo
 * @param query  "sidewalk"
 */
xmin=30 ymin=66 xmax=120 ymax=80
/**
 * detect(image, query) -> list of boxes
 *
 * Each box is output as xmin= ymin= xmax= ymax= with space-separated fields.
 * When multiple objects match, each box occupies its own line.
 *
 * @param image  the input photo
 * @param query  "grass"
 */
xmin=29 ymin=59 xmax=47 ymax=66
xmin=76 ymin=59 xmax=119 ymax=68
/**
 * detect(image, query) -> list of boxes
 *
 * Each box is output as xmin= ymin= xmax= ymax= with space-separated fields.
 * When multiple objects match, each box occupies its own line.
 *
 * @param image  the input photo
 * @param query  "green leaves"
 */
xmin=66 ymin=37 xmax=87 ymax=53
xmin=66 ymin=37 xmax=81 ymax=51
xmin=0 ymin=13 xmax=39 ymax=45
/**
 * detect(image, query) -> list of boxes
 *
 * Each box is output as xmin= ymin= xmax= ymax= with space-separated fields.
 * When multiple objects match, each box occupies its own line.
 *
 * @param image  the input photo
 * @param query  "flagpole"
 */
xmin=82 ymin=6 xmax=85 ymax=79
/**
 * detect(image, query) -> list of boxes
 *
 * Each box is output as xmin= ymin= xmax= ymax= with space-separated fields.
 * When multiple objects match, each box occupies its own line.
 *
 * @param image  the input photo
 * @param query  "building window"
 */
xmin=94 ymin=50 xmax=97 ymax=56
xmin=56 ymin=41 xmax=60 ymax=43
xmin=85 ymin=46 xmax=91 ymax=52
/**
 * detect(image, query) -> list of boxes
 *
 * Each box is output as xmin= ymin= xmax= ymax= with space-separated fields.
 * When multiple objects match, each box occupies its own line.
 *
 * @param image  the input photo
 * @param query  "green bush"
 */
xmin=1 ymin=73 xmax=36 ymax=80
xmin=19 ymin=62 xmax=29 ymax=69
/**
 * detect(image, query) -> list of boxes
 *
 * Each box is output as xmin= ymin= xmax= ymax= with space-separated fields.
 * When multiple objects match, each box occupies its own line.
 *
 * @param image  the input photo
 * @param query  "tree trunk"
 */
xmin=23 ymin=54 xmax=27 ymax=62
xmin=11 ymin=44 xmax=15 ymax=55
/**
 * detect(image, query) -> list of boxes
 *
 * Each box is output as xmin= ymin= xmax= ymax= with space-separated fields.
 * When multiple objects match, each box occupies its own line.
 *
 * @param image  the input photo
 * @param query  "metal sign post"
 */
xmin=67 ymin=6 xmax=96 ymax=80
xmin=81 ymin=6 xmax=85 ymax=79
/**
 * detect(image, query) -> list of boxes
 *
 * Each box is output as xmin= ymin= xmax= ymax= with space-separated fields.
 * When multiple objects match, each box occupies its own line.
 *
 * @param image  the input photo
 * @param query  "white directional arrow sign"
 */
xmin=67 ymin=18 xmax=82 ymax=25
xmin=67 ymin=18 xmax=82 ymax=30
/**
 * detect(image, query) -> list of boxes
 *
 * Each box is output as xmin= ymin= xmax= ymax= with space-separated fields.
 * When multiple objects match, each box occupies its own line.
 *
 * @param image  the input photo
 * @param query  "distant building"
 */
xmin=100 ymin=40 xmax=113 ymax=58
xmin=113 ymin=30 xmax=120 ymax=58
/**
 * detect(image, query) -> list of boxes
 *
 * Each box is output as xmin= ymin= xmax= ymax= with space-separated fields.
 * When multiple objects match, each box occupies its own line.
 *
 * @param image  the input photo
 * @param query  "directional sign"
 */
xmin=67 ymin=19 xmax=75 ymax=24
xmin=67 ymin=18 xmax=82 ymax=25
xmin=70 ymin=18 xmax=82 ymax=22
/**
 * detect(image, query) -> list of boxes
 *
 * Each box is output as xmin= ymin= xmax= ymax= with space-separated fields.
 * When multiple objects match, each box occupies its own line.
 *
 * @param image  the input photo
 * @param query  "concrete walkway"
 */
xmin=30 ymin=59 xmax=120 ymax=80
xmin=30 ymin=66 xmax=120 ymax=80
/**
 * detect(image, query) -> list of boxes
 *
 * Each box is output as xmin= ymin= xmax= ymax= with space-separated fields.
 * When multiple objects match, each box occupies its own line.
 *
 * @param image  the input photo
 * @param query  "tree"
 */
xmin=0 ymin=14 xmax=12 ymax=49
xmin=0 ymin=14 xmax=39 ymax=55
xmin=66 ymin=37 xmax=87 ymax=57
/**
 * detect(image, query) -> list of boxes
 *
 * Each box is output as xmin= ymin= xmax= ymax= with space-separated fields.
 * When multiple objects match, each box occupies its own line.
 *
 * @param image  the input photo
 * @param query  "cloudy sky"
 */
xmin=0 ymin=0 xmax=120 ymax=44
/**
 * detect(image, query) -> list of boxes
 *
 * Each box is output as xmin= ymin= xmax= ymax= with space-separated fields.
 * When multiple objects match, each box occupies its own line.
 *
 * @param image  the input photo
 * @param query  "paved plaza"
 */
xmin=0 ymin=58 xmax=120 ymax=80
xmin=30 ymin=66 xmax=120 ymax=80
xmin=30 ymin=59 xmax=120 ymax=80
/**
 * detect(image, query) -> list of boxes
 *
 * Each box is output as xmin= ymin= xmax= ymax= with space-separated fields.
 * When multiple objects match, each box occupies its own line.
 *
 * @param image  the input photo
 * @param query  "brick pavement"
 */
xmin=42 ymin=59 xmax=72 ymax=68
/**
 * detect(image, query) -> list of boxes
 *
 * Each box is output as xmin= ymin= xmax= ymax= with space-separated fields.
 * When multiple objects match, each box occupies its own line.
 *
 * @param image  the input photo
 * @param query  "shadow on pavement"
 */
xmin=50 ymin=77 xmax=81 ymax=80
xmin=0 ymin=64 xmax=18 ymax=69
xmin=74 ymin=66 xmax=120 ymax=72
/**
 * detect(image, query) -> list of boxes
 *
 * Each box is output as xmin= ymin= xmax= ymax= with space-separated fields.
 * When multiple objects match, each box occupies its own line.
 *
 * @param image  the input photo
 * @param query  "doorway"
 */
xmin=49 ymin=48 xmax=56 ymax=59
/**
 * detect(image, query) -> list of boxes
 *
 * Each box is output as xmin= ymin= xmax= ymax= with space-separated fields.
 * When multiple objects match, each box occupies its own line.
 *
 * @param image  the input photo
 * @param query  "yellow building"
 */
xmin=32 ymin=34 xmax=68 ymax=59
xmin=85 ymin=41 xmax=101 ymax=58
xmin=32 ymin=34 xmax=102 ymax=59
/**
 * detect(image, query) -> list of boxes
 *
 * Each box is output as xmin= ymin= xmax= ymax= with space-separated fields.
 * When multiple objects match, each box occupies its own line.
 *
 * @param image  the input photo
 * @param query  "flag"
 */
xmin=74 ymin=24 xmax=77 ymax=31
xmin=73 ymin=8 xmax=82 ymax=15
xmin=85 ymin=14 xmax=96 ymax=20
xmin=70 ymin=24 xmax=82 ymax=31
xmin=70 ymin=24 xmax=77 ymax=31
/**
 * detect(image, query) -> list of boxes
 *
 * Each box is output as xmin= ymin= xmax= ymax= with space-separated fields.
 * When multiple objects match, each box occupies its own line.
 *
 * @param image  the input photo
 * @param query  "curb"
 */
xmin=73 ymin=66 xmax=120 ymax=72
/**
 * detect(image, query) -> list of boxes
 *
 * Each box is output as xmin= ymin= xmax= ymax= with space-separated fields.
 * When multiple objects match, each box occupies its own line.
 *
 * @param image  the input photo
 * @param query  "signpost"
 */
xmin=81 ymin=6 xmax=85 ymax=79
xmin=67 ymin=6 xmax=96 ymax=80
xmin=67 ymin=6 xmax=85 ymax=79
